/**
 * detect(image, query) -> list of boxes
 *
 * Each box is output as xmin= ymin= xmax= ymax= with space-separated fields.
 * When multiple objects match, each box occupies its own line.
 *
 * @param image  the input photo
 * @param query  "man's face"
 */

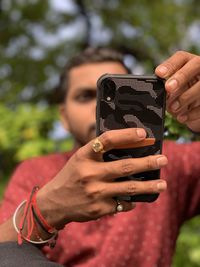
xmin=60 ymin=61 xmax=127 ymax=147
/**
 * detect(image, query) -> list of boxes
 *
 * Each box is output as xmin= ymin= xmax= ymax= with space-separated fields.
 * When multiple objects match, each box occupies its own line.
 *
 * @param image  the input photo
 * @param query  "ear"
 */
xmin=59 ymin=104 xmax=69 ymax=131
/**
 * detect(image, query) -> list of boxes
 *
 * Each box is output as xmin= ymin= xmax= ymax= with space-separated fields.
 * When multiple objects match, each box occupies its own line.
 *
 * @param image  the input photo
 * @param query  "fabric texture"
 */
xmin=0 ymin=242 xmax=63 ymax=267
xmin=0 ymin=141 xmax=200 ymax=267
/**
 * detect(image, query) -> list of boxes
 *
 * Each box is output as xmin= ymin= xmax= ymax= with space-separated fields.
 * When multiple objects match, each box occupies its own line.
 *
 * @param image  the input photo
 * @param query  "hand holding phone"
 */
xmin=96 ymin=74 xmax=166 ymax=202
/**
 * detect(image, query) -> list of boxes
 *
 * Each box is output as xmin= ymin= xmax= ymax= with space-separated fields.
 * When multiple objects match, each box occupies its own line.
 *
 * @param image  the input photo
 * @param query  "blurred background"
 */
xmin=0 ymin=0 xmax=200 ymax=265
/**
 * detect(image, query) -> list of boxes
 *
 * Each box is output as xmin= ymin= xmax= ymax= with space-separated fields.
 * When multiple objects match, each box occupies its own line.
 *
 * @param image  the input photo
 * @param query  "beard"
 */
xmin=73 ymin=123 xmax=96 ymax=147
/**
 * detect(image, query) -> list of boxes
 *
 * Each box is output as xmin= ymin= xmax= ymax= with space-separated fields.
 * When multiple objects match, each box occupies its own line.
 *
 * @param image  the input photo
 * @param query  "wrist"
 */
xmin=36 ymin=187 xmax=67 ymax=230
xmin=14 ymin=201 xmax=53 ymax=243
xmin=12 ymin=188 xmax=59 ymax=247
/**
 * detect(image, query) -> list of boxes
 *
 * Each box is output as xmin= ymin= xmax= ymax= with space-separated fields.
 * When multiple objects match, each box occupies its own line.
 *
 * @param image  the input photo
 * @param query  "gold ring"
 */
xmin=116 ymin=200 xmax=123 ymax=212
xmin=92 ymin=138 xmax=105 ymax=153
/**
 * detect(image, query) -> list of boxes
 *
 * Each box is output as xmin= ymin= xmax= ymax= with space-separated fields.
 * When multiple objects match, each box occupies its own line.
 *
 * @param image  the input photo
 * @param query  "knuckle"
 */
xmin=81 ymin=170 xmax=95 ymax=185
xmin=127 ymin=183 xmax=137 ymax=195
xmin=176 ymin=70 xmax=188 ymax=83
xmin=88 ymin=203 xmax=101 ymax=217
xmin=121 ymin=160 xmax=133 ymax=176
xmin=73 ymin=148 xmax=84 ymax=162
xmin=85 ymin=184 xmax=103 ymax=199
xmin=101 ymin=132 xmax=111 ymax=147
xmin=146 ymin=156 xmax=157 ymax=170
xmin=76 ymin=165 xmax=95 ymax=185
xmin=176 ymin=50 xmax=195 ymax=61
xmin=179 ymin=92 xmax=189 ymax=104
xmin=164 ymin=62 xmax=176 ymax=73
xmin=128 ymin=128 xmax=138 ymax=138
xmin=147 ymin=181 xmax=155 ymax=191
xmin=192 ymin=55 xmax=200 ymax=68
xmin=175 ymin=50 xmax=187 ymax=58
xmin=188 ymin=109 xmax=196 ymax=120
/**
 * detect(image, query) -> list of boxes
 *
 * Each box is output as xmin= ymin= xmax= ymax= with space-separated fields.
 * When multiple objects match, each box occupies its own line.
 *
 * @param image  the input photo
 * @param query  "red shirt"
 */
xmin=1 ymin=141 xmax=200 ymax=267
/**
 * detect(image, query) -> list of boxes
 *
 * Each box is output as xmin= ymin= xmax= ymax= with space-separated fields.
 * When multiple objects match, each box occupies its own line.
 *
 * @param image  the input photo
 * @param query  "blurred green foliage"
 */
xmin=0 ymin=104 xmax=56 ymax=162
xmin=0 ymin=0 xmax=200 ymax=266
xmin=173 ymin=217 xmax=200 ymax=267
xmin=0 ymin=103 xmax=73 ymax=183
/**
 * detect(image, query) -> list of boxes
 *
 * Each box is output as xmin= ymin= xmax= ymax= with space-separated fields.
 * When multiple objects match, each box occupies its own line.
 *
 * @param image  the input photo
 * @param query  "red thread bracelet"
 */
xmin=32 ymin=189 xmax=56 ymax=234
xmin=18 ymin=186 xmax=39 ymax=245
xmin=15 ymin=186 xmax=58 ymax=247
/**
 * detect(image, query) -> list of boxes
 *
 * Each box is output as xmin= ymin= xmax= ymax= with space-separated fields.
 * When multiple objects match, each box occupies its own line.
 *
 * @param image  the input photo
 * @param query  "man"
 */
xmin=0 ymin=47 xmax=200 ymax=267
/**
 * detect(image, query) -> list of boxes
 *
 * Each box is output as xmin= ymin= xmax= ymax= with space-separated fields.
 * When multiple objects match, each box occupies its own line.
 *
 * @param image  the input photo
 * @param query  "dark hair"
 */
xmin=55 ymin=47 xmax=131 ymax=103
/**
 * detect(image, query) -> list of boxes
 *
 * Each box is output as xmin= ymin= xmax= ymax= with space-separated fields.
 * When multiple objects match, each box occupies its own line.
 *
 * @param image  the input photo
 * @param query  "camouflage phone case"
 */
xmin=96 ymin=74 xmax=166 ymax=202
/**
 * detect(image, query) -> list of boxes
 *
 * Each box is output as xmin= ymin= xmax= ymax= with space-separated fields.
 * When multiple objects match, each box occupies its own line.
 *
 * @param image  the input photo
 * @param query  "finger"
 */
xmin=83 ymin=128 xmax=149 ymax=158
xmin=185 ymin=118 xmax=200 ymax=133
xmin=92 ymin=199 xmax=136 ymax=218
xmin=167 ymin=75 xmax=200 ymax=105
xmin=99 ymin=128 xmax=147 ymax=151
xmin=155 ymin=51 xmax=194 ymax=79
xmin=177 ymin=106 xmax=200 ymax=124
xmin=169 ymin=80 xmax=200 ymax=113
xmin=104 ymin=179 xmax=167 ymax=197
xmin=114 ymin=200 xmax=136 ymax=213
xmin=101 ymin=155 xmax=168 ymax=181
xmin=116 ymin=138 xmax=155 ymax=149
xmin=107 ymin=199 xmax=136 ymax=215
xmin=165 ymin=56 xmax=200 ymax=94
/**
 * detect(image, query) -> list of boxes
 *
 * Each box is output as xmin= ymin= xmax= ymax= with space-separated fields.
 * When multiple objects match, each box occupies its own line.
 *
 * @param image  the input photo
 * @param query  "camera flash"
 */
xmin=106 ymin=96 xmax=111 ymax=101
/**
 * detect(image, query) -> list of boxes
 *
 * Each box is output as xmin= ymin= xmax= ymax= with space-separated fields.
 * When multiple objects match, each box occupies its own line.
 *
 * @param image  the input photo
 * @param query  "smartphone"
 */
xmin=96 ymin=74 xmax=166 ymax=202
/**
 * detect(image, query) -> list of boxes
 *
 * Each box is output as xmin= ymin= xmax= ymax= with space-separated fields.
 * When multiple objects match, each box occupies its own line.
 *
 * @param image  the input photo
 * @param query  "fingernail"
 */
xmin=157 ymin=66 xmax=168 ymax=76
xmin=157 ymin=156 xmax=168 ymax=167
xmin=136 ymin=129 xmax=146 ymax=138
xmin=167 ymin=79 xmax=178 ymax=91
xmin=171 ymin=101 xmax=180 ymax=111
xmin=157 ymin=181 xmax=167 ymax=191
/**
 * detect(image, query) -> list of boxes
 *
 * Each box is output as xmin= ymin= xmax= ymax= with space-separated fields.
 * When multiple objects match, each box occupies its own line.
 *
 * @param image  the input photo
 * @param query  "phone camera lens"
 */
xmin=103 ymin=78 xmax=116 ymax=102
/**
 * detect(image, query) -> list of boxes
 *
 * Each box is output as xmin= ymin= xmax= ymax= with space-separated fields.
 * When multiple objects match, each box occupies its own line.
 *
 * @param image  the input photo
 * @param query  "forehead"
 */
xmin=68 ymin=62 xmax=128 ymax=93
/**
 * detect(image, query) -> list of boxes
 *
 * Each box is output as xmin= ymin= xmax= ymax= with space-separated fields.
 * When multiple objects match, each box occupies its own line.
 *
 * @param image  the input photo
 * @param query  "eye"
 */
xmin=75 ymin=90 xmax=96 ymax=103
